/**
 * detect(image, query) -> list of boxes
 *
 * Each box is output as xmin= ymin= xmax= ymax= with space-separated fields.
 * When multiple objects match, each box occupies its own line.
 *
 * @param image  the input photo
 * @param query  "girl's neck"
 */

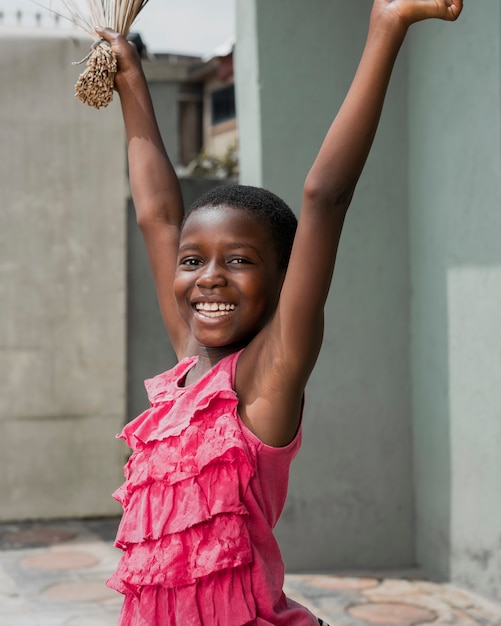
xmin=184 ymin=342 xmax=245 ymax=386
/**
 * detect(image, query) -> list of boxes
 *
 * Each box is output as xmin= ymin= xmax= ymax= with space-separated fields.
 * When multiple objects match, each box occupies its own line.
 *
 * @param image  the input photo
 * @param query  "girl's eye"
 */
xmin=228 ymin=257 xmax=250 ymax=265
xmin=180 ymin=258 xmax=202 ymax=267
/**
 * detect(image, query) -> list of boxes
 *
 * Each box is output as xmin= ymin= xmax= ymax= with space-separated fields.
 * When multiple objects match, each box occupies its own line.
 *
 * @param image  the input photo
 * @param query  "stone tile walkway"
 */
xmin=284 ymin=574 xmax=501 ymax=625
xmin=0 ymin=518 xmax=500 ymax=626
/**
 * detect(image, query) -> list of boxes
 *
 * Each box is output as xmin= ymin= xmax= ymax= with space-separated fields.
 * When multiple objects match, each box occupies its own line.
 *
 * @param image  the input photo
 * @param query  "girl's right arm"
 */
xmin=97 ymin=28 xmax=189 ymax=358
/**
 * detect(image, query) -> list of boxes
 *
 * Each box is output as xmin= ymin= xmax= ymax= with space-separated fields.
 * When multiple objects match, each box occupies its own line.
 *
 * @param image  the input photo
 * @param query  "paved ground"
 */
xmin=0 ymin=518 xmax=500 ymax=626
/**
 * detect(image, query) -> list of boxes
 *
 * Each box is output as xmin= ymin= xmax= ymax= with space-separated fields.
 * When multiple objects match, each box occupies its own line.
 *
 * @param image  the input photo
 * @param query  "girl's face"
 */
xmin=174 ymin=205 xmax=283 ymax=349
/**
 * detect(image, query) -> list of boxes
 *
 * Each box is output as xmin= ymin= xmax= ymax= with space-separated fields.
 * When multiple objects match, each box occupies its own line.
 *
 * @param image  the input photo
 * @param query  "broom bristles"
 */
xmin=40 ymin=0 xmax=151 ymax=109
xmin=43 ymin=0 xmax=150 ymax=40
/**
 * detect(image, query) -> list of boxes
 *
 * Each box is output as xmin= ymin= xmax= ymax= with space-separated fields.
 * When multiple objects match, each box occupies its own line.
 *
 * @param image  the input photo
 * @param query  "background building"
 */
xmin=141 ymin=43 xmax=236 ymax=171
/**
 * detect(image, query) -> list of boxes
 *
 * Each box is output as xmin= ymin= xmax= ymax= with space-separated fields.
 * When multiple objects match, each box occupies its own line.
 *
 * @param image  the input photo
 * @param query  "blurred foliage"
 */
xmin=186 ymin=141 xmax=239 ymax=179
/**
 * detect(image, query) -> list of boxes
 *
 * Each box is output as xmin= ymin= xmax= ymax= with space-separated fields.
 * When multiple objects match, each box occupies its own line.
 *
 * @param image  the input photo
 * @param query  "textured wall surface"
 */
xmin=236 ymin=0 xmax=414 ymax=570
xmin=409 ymin=4 xmax=501 ymax=603
xmin=0 ymin=30 xmax=128 ymax=519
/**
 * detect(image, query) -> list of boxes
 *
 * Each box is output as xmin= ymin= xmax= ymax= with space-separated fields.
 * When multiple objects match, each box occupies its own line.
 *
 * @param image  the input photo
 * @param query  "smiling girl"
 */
xmin=99 ymin=1 xmax=463 ymax=624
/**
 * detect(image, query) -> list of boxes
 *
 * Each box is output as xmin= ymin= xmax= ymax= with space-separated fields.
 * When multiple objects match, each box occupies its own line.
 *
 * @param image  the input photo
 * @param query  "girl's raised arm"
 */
xmin=98 ymin=28 xmax=189 ymax=358
xmin=239 ymin=0 xmax=462 ymax=446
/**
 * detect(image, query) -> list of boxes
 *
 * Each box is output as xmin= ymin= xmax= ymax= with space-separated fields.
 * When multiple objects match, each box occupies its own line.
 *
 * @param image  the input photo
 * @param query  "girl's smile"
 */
xmin=194 ymin=302 xmax=236 ymax=318
xmin=174 ymin=205 xmax=283 ymax=351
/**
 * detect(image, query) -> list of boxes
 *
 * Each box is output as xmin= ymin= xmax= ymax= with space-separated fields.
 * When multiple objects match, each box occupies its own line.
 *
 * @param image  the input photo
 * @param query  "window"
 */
xmin=211 ymin=85 xmax=236 ymax=125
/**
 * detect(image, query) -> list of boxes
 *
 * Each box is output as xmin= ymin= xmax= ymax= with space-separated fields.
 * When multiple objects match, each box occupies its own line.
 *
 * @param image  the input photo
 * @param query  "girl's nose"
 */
xmin=196 ymin=262 xmax=227 ymax=289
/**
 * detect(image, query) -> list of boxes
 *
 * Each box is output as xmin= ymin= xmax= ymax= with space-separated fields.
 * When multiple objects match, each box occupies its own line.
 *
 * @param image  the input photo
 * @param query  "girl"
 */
xmin=100 ymin=0 xmax=462 ymax=624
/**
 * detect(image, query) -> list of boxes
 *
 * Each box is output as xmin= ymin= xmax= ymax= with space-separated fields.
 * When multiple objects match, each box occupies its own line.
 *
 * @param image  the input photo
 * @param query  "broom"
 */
xmin=43 ymin=0 xmax=150 ymax=109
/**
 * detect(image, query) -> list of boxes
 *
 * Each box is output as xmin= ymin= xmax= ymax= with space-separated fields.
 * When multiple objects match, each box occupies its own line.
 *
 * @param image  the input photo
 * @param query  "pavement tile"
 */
xmin=1 ymin=519 xmax=501 ymax=626
xmin=347 ymin=601 xmax=436 ymax=624
xmin=444 ymin=609 xmax=490 ymax=626
xmin=0 ymin=616 xmax=40 ymax=626
xmin=363 ymin=578 xmax=501 ymax=626
xmin=301 ymin=575 xmax=380 ymax=590
xmin=20 ymin=550 xmax=100 ymax=571
xmin=60 ymin=616 xmax=121 ymax=626
xmin=41 ymin=580 xmax=120 ymax=603
xmin=287 ymin=574 xmax=501 ymax=626
xmin=32 ymin=608 xmax=120 ymax=626
xmin=0 ymin=527 xmax=78 ymax=549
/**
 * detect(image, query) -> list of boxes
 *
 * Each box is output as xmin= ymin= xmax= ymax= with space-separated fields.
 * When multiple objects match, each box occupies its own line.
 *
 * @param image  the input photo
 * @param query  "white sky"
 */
xmin=0 ymin=0 xmax=236 ymax=56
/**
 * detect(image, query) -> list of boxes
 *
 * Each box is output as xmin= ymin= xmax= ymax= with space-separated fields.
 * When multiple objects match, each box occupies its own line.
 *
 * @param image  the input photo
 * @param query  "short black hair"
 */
xmin=187 ymin=184 xmax=297 ymax=270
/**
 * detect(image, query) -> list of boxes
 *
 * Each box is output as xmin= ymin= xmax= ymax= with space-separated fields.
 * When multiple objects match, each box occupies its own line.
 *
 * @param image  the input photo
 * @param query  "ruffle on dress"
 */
xmin=107 ymin=354 xmax=258 ymax=625
xmin=117 ymin=566 xmax=256 ymax=626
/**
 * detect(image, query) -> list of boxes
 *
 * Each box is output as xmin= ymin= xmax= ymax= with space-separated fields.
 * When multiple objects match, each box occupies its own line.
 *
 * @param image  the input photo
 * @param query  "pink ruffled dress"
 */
xmin=107 ymin=350 xmax=319 ymax=625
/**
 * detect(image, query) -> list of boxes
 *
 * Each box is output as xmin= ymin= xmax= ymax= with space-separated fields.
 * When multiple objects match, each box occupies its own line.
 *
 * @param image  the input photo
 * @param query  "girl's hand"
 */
xmin=95 ymin=27 xmax=142 ymax=89
xmin=372 ymin=0 xmax=463 ymax=30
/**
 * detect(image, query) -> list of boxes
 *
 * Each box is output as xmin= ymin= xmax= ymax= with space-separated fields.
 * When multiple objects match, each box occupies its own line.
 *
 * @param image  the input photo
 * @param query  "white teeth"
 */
xmin=195 ymin=302 xmax=235 ymax=313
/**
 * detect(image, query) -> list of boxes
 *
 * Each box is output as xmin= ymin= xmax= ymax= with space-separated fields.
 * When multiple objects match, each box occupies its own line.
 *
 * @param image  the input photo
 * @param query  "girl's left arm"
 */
xmin=238 ymin=0 xmax=462 ymax=447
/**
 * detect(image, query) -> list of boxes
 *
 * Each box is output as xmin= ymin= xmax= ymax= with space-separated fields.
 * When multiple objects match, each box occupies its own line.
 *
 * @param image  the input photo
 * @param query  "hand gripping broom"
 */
xmin=43 ymin=0 xmax=150 ymax=109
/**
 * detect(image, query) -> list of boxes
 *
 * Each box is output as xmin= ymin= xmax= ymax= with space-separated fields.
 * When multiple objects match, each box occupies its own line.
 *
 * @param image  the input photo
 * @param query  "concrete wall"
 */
xmin=0 ymin=30 xmax=127 ymax=519
xmin=148 ymin=81 xmax=181 ymax=166
xmin=141 ymin=57 xmax=203 ymax=166
xmin=236 ymin=0 xmax=414 ymax=570
xmin=409 ymin=4 xmax=501 ymax=602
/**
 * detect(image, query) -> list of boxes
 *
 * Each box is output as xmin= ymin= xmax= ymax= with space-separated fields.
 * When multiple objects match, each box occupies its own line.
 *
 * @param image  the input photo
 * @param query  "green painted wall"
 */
xmin=409 ymin=3 xmax=501 ymax=601
xmin=237 ymin=0 xmax=501 ymax=603
xmin=237 ymin=0 xmax=414 ymax=570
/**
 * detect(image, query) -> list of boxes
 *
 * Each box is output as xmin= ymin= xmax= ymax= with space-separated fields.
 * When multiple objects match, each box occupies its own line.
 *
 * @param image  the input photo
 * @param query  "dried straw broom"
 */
xmin=43 ymin=0 xmax=150 ymax=108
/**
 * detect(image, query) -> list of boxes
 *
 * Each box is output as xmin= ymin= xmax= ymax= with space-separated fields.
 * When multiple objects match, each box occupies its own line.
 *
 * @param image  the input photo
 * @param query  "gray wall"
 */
xmin=0 ymin=30 xmax=127 ymax=519
xmin=148 ymin=81 xmax=182 ymax=166
xmin=0 ymin=29 xmax=236 ymax=522
xmin=409 ymin=4 xmax=501 ymax=601
xmin=236 ymin=0 xmax=414 ymax=571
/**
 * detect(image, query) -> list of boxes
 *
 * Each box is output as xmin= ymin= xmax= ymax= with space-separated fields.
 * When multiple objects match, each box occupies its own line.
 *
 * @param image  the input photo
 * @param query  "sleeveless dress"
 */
xmin=107 ymin=350 xmax=320 ymax=625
